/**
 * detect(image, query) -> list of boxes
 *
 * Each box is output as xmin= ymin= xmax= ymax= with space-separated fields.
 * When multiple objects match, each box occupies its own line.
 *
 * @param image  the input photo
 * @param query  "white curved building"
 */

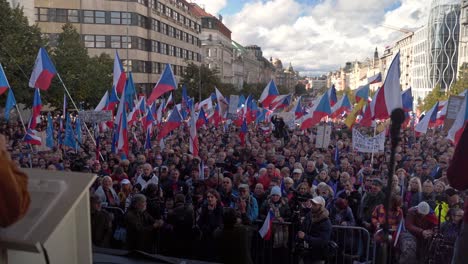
xmin=427 ymin=0 xmax=461 ymax=91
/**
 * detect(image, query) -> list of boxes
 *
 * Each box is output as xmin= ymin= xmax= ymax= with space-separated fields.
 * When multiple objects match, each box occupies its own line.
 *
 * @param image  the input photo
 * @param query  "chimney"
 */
xmin=218 ymin=14 xmax=223 ymax=22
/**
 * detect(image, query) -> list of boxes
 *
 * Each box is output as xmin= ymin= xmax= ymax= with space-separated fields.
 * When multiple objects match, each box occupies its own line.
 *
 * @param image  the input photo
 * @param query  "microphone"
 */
xmin=390 ymin=108 xmax=405 ymax=147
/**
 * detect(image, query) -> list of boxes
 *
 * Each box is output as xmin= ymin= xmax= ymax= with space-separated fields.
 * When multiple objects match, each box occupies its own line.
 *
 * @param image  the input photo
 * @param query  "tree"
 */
xmin=336 ymin=87 xmax=355 ymax=105
xmin=180 ymin=62 xmax=222 ymax=102
xmin=0 ymin=0 xmax=45 ymax=107
xmin=294 ymin=82 xmax=307 ymax=95
xmin=449 ymin=64 xmax=468 ymax=96
xmin=49 ymin=23 xmax=112 ymax=109
xmin=421 ymin=84 xmax=447 ymax=112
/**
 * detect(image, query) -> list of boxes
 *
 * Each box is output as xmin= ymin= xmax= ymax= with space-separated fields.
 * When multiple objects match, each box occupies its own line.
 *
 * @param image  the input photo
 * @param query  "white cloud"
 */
xmin=193 ymin=0 xmax=228 ymax=16
xmin=214 ymin=0 xmax=429 ymax=76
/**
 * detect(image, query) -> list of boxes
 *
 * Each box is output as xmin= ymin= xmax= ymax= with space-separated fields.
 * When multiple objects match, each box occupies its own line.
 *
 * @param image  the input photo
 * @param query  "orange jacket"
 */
xmin=0 ymin=150 xmax=30 ymax=227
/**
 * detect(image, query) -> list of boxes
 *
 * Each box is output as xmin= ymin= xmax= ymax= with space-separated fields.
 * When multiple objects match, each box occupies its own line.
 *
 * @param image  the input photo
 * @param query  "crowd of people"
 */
xmin=2 ymin=114 xmax=466 ymax=264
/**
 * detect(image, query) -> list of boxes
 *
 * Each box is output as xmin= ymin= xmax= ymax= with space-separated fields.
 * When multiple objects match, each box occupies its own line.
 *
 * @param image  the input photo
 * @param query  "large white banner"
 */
xmin=352 ymin=128 xmax=385 ymax=153
xmin=227 ymin=95 xmax=239 ymax=119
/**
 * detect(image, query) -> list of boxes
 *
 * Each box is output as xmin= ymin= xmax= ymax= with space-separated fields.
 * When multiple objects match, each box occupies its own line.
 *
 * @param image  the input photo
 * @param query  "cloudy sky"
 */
xmin=193 ymin=0 xmax=430 ymax=76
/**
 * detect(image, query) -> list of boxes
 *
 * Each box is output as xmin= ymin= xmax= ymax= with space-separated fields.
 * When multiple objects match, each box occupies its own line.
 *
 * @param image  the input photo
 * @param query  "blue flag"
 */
xmin=46 ymin=113 xmax=54 ymax=148
xmin=125 ymin=72 xmax=136 ymax=109
xmin=64 ymin=114 xmax=76 ymax=148
xmin=4 ymin=88 xmax=16 ymax=121
xmin=75 ymin=117 xmax=82 ymax=145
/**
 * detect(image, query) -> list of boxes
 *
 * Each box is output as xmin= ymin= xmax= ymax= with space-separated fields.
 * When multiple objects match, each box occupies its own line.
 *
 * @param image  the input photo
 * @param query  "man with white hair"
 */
xmin=94 ymin=176 xmax=119 ymax=207
xmin=135 ymin=163 xmax=158 ymax=190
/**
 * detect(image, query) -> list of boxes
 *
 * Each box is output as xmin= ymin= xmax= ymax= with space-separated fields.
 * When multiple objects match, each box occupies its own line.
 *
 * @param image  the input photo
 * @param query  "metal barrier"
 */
xmin=371 ymin=229 xmax=397 ymax=264
xmin=328 ymin=225 xmax=371 ymax=264
xmin=252 ymin=220 xmax=296 ymax=264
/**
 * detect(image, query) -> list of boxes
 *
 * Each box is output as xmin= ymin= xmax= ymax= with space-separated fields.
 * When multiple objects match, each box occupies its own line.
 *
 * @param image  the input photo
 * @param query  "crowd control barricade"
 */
xmin=371 ymin=228 xmax=397 ymax=264
xmin=252 ymin=220 xmax=296 ymax=264
xmin=327 ymin=225 xmax=371 ymax=264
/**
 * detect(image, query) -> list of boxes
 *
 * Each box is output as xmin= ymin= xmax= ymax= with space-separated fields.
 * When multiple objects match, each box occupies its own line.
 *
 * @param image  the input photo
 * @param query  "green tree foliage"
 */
xmin=294 ymin=82 xmax=307 ymax=95
xmin=336 ymin=87 xmax=356 ymax=105
xmin=180 ymin=62 xmax=222 ymax=102
xmin=449 ymin=64 xmax=468 ymax=97
xmin=420 ymin=84 xmax=447 ymax=112
xmin=48 ymin=23 xmax=112 ymax=109
xmin=0 ymin=0 xmax=45 ymax=106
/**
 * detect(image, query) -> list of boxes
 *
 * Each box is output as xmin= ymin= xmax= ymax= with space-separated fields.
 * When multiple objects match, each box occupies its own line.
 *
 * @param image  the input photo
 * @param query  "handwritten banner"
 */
xmin=352 ymin=128 xmax=385 ymax=153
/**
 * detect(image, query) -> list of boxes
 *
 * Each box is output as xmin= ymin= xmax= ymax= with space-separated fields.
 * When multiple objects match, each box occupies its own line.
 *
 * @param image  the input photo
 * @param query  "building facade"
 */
xmin=458 ymin=0 xmax=468 ymax=73
xmin=428 ymin=0 xmax=461 ymax=91
xmin=7 ymin=0 xmax=35 ymax=23
xmin=394 ymin=32 xmax=414 ymax=89
xmin=412 ymin=26 xmax=431 ymax=106
xmin=34 ymin=0 xmax=202 ymax=93
xmin=189 ymin=3 xmax=233 ymax=84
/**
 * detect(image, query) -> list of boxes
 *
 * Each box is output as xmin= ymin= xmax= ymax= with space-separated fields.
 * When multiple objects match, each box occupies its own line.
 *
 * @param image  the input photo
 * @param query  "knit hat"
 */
xmin=270 ymin=186 xmax=282 ymax=196
xmin=417 ymin=201 xmax=430 ymax=215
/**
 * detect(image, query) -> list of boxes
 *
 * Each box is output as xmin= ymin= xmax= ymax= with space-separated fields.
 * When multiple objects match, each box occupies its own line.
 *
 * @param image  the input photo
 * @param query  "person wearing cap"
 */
xmin=359 ymin=178 xmax=385 ymax=229
xmin=292 ymin=168 xmax=304 ymax=189
xmin=259 ymin=185 xmax=291 ymax=263
xmin=235 ymin=183 xmax=258 ymax=223
xmin=297 ymin=196 xmax=332 ymax=264
xmin=90 ymin=194 xmax=113 ymax=248
xmin=399 ymin=201 xmax=438 ymax=263
xmin=118 ymin=179 xmax=132 ymax=209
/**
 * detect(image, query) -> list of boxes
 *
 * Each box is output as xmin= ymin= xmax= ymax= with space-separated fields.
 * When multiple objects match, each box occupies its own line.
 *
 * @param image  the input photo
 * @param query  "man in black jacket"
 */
xmin=297 ymin=196 xmax=332 ymax=264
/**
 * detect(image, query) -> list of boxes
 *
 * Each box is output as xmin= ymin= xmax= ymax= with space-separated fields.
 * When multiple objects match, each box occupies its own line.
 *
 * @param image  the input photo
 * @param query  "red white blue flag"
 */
xmin=113 ymin=51 xmax=127 ymax=95
xmin=29 ymin=48 xmax=57 ymax=90
xmin=148 ymin=64 xmax=177 ymax=105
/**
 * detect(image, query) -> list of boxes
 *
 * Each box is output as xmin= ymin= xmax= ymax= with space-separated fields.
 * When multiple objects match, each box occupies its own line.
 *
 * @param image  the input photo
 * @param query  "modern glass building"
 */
xmin=427 ymin=0 xmax=461 ymax=91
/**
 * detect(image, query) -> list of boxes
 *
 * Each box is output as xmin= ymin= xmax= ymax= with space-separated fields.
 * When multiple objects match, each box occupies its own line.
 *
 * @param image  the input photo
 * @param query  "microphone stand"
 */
xmin=380 ymin=108 xmax=405 ymax=264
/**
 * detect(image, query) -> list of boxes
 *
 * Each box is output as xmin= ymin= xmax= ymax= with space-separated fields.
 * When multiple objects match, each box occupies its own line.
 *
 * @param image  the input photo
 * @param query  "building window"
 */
xmin=122 ymin=12 xmax=131 ymax=25
xmin=84 ymin=35 xmax=95 ymax=48
xmin=173 ymin=65 xmax=178 ymax=75
xmin=137 ymin=37 xmax=146 ymax=50
xmin=157 ymin=2 xmax=164 ymax=13
xmin=55 ymin=9 xmax=67 ymax=22
xmin=122 ymin=36 xmax=131 ymax=48
xmin=83 ymin=10 xmax=94 ymax=23
xmin=175 ymin=47 xmax=181 ymax=58
xmin=152 ymin=62 xmax=161 ymax=74
xmin=122 ymin=60 xmax=132 ymax=72
xmin=175 ymin=29 xmax=181 ymax=39
xmin=182 ymin=32 xmax=187 ymax=42
xmin=162 ymin=23 xmax=167 ymax=35
xmin=111 ymin=12 xmax=121 ymax=24
xmin=151 ymin=40 xmax=159 ymax=52
xmin=96 ymin=35 xmax=106 ymax=47
xmin=161 ymin=43 xmax=167 ymax=55
xmin=182 ymin=49 xmax=187 ymax=59
xmin=172 ymin=10 xmax=178 ymax=21
xmin=38 ymin=8 xmax=48 ymax=22
xmin=169 ymin=45 xmax=175 ymax=56
xmin=68 ymin=10 xmax=79 ymax=23
xmin=168 ymin=26 xmax=174 ymax=37
xmin=152 ymin=19 xmax=159 ymax=31
xmin=165 ymin=7 xmax=171 ymax=17
xmin=111 ymin=36 xmax=121 ymax=48
xmin=95 ymin=11 xmax=105 ymax=24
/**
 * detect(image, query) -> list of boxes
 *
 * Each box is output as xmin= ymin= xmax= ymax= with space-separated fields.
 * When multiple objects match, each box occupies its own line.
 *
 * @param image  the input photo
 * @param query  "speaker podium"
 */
xmin=0 ymin=169 xmax=96 ymax=264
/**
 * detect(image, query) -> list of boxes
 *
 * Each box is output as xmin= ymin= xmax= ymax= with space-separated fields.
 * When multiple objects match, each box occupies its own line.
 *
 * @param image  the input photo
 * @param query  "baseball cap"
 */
xmin=238 ymin=184 xmax=249 ymax=190
xmin=417 ymin=201 xmax=430 ymax=215
xmin=121 ymin=179 xmax=131 ymax=185
xmin=293 ymin=168 xmax=303 ymax=174
xmin=310 ymin=196 xmax=326 ymax=208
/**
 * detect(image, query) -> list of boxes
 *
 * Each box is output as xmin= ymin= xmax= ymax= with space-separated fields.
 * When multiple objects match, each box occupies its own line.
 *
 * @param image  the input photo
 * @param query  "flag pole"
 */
xmin=14 ymin=104 xmax=35 ymax=154
xmin=56 ymin=73 xmax=101 ymax=154
xmin=370 ymin=121 xmax=377 ymax=165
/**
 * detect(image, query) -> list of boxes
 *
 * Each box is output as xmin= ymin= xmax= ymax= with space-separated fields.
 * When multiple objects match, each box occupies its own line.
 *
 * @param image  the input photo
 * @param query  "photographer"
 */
xmin=297 ymin=196 xmax=332 ymax=264
xmin=271 ymin=115 xmax=289 ymax=143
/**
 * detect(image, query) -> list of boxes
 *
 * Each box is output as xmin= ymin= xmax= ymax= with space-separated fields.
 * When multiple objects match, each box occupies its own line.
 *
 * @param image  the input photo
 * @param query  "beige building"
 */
xmin=7 ymin=0 xmax=35 ymax=23
xmin=34 ymin=0 xmax=202 ymax=93
xmin=393 ymin=32 xmax=414 ymax=89
xmin=269 ymin=58 xmax=299 ymax=92
xmin=189 ymin=3 xmax=233 ymax=84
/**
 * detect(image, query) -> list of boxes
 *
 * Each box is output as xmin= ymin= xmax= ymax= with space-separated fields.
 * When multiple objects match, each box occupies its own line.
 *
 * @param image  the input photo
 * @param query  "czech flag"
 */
xmin=24 ymin=129 xmax=42 ymax=145
xmin=196 ymin=107 xmax=208 ymax=129
xmin=355 ymin=84 xmax=370 ymax=103
xmin=0 ymin=64 xmax=10 ymax=95
xmin=259 ymin=79 xmax=279 ymax=108
xmin=328 ymin=85 xmax=338 ymax=107
xmin=95 ymin=91 xmax=109 ymax=111
xmin=435 ymin=100 xmax=448 ymax=126
xmin=108 ymin=86 xmax=120 ymax=111
xmin=300 ymin=92 xmax=331 ymax=130
xmin=29 ymin=88 xmax=42 ymax=129
xmin=331 ymin=94 xmax=352 ymax=118
xmin=157 ymin=107 xmax=182 ymax=140
xmin=415 ymin=101 xmax=439 ymax=134
xmin=189 ymin=105 xmax=199 ymax=157
xmin=148 ymin=64 xmax=177 ymax=105
xmin=29 ymin=48 xmax=57 ymax=90
xmin=447 ymin=95 xmax=468 ymax=145
xmin=368 ymin=72 xmax=382 ymax=84
xmin=113 ymin=51 xmax=127 ymax=95
xmin=271 ymin=94 xmax=292 ymax=110
xmin=360 ymin=104 xmax=373 ymax=127
xmin=259 ymin=210 xmax=275 ymax=240
xmin=115 ymin=87 xmax=129 ymax=155
xmin=293 ymin=96 xmax=306 ymax=119
xmin=401 ymin=88 xmax=413 ymax=112
xmin=370 ymin=52 xmax=402 ymax=120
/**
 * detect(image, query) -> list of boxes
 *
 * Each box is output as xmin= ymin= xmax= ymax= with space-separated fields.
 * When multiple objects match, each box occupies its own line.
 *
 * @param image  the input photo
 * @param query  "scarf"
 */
xmin=310 ymin=207 xmax=329 ymax=224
